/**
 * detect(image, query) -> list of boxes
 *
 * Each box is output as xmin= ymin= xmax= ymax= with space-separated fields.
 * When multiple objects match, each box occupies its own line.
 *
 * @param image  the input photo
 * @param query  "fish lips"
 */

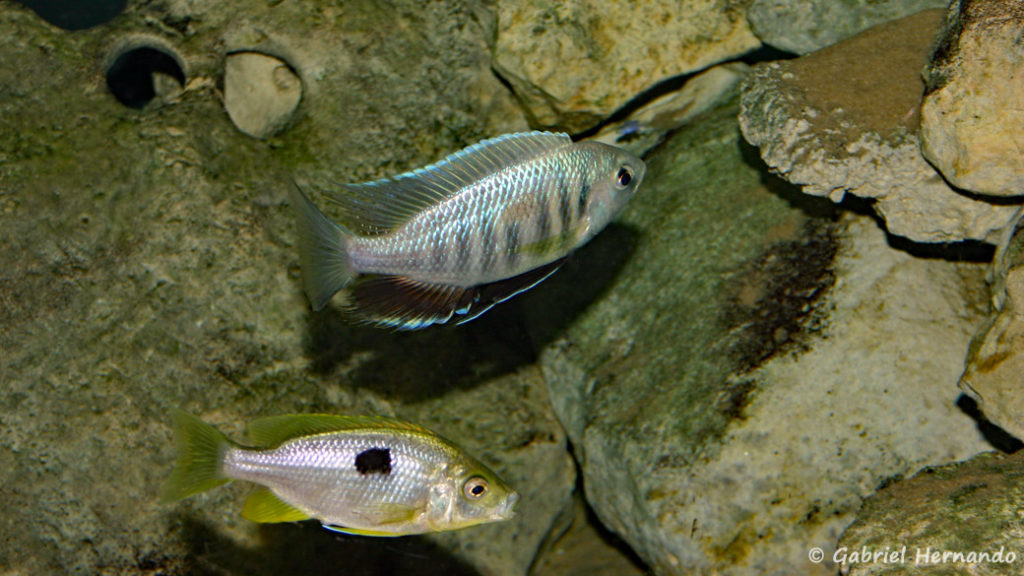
xmin=497 ymin=491 xmax=520 ymax=520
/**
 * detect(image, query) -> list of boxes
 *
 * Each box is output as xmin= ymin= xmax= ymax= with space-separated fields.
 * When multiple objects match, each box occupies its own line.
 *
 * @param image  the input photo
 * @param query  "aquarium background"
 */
xmin=3 ymin=1 xmax=1023 ymax=575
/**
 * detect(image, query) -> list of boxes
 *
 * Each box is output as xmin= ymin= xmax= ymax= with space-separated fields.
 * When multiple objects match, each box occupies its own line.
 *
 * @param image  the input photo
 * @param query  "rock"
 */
xmin=224 ymin=52 xmax=302 ymax=139
xmin=491 ymin=0 xmax=760 ymax=132
xmin=0 ymin=2 xmax=569 ymax=575
xmin=420 ymin=368 xmax=577 ymax=576
xmin=920 ymin=0 xmax=1024 ymax=197
xmin=591 ymin=62 xmax=749 ymax=158
xmin=534 ymin=92 xmax=992 ymax=575
xmin=960 ymin=209 xmax=1024 ymax=441
xmin=740 ymin=10 xmax=1020 ymax=244
xmin=164 ymin=0 xmax=527 ymax=177
xmin=837 ymin=451 xmax=1024 ymax=576
xmin=746 ymin=0 xmax=948 ymax=55
xmin=532 ymin=494 xmax=648 ymax=576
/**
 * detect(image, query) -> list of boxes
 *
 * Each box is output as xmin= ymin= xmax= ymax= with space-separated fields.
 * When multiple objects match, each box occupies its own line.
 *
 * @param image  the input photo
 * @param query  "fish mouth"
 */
xmin=497 ymin=491 xmax=520 ymax=519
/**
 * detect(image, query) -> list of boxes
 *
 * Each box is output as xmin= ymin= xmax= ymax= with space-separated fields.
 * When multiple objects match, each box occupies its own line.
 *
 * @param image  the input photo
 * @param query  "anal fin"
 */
xmin=322 ymin=524 xmax=405 ymax=537
xmin=456 ymin=258 xmax=565 ymax=325
xmin=242 ymin=487 xmax=311 ymax=523
xmin=346 ymin=258 xmax=566 ymax=330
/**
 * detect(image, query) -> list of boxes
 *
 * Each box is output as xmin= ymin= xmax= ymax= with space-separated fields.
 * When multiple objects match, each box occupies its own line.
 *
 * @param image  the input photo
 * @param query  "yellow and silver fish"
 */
xmin=291 ymin=131 xmax=645 ymax=329
xmin=161 ymin=409 xmax=518 ymax=536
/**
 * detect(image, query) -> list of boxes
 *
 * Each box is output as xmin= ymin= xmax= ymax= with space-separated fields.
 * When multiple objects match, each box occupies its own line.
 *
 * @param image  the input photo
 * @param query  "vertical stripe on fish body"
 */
xmin=290 ymin=131 xmax=646 ymax=329
xmin=162 ymin=410 xmax=519 ymax=536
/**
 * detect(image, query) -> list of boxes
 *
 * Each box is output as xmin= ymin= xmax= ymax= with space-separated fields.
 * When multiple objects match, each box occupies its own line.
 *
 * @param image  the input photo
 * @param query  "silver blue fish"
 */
xmin=291 ymin=131 xmax=645 ymax=329
xmin=162 ymin=410 xmax=518 ymax=536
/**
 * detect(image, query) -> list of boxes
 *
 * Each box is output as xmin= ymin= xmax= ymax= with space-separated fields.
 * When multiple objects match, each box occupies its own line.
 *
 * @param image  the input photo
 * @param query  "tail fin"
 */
xmin=289 ymin=181 xmax=358 ymax=311
xmin=161 ymin=409 xmax=233 ymax=502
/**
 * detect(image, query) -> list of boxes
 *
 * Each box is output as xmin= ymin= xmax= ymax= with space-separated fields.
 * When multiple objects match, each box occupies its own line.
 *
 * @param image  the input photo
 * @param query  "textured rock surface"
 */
xmin=0 ymin=2 xmax=568 ymax=575
xmin=491 ymin=0 xmax=760 ymax=132
xmin=165 ymin=0 xmax=527 ymax=177
xmin=921 ymin=0 xmax=1024 ymax=197
xmin=960 ymin=209 xmax=1024 ymax=441
xmin=837 ymin=451 xmax=1024 ymax=576
xmin=740 ymin=10 xmax=1020 ymax=244
xmin=536 ymin=93 xmax=992 ymax=575
xmin=747 ymin=0 xmax=948 ymax=55
xmin=532 ymin=494 xmax=647 ymax=576
xmin=224 ymin=52 xmax=302 ymax=139
xmin=591 ymin=63 xmax=749 ymax=158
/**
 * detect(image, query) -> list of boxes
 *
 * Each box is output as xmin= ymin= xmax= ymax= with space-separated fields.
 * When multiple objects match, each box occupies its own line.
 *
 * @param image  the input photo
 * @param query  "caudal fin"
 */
xmin=289 ymin=182 xmax=358 ymax=310
xmin=161 ymin=409 xmax=233 ymax=502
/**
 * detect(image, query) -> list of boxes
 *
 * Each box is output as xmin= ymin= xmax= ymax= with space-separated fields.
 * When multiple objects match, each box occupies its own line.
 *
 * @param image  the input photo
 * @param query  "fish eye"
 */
xmin=616 ymin=167 xmax=633 ymax=189
xmin=463 ymin=476 xmax=489 ymax=500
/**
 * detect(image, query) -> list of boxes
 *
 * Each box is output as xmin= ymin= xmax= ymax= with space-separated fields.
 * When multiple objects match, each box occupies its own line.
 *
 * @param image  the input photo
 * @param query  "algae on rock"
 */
xmin=837 ymin=451 xmax=1024 ymax=576
xmin=0 ymin=2 xmax=571 ymax=575
xmin=534 ymin=91 xmax=992 ymax=575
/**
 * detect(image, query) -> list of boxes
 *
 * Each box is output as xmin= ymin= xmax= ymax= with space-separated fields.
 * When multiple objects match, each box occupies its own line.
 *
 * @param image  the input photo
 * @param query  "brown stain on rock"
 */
xmin=722 ymin=218 xmax=839 ymax=372
xmin=789 ymin=9 xmax=947 ymax=136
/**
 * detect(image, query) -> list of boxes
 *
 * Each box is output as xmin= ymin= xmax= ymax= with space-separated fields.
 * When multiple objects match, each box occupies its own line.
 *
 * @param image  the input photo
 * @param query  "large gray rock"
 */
xmin=740 ymin=9 xmax=1020 ymax=244
xmin=747 ymin=0 xmax=948 ymax=55
xmin=491 ymin=0 xmax=760 ymax=132
xmin=0 ymin=2 xmax=571 ymax=575
xmin=837 ymin=451 xmax=1024 ymax=576
xmin=921 ymin=0 xmax=1024 ymax=197
xmin=535 ymin=93 xmax=992 ymax=575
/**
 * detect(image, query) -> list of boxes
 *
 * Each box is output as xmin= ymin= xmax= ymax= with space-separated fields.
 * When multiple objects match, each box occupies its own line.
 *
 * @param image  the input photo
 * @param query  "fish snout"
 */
xmin=498 ymin=491 xmax=520 ymax=519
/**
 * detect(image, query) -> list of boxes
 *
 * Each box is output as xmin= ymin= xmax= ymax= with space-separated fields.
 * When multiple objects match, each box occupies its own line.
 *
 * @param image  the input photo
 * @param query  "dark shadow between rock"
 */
xmin=738 ymin=136 xmax=996 ymax=263
xmin=738 ymin=137 xmax=840 ymax=220
xmin=177 ymin=515 xmax=482 ymax=576
xmin=956 ymin=394 xmax=1024 ymax=454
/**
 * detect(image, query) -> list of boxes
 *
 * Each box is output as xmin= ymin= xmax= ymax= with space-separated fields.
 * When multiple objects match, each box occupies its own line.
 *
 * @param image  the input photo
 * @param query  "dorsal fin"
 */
xmin=323 ymin=131 xmax=572 ymax=234
xmin=247 ymin=414 xmax=433 ymax=448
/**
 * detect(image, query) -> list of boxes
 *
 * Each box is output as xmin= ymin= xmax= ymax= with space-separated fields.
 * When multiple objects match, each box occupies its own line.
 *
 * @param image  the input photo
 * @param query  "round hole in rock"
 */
xmin=18 ymin=0 xmax=127 ymax=31
xmin=106 ymin=46 xmax=186 ymax=110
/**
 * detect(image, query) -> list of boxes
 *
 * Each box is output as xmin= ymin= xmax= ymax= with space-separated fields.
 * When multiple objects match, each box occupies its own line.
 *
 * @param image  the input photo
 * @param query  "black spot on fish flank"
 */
xmin=355 ymin=448 xmax=392 ymax=475
xmin=577 ymin=182 xmax=590 ymax=220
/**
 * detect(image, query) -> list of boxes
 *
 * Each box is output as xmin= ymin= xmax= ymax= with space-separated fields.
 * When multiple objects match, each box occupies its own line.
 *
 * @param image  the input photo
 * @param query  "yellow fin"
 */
xmin=242 ymin=487 xmax=310 ymax=523
xmin=322 ymin=524 xmax=404 ymax=538
xmin=246 ymin=413 xmax=432 ymax=448
xmin=161 ymin=409 xmax=233 ymax=502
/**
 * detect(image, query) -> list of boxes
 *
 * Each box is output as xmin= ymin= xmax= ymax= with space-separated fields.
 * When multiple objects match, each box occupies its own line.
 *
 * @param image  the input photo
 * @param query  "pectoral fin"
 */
xmin=242 ymin=487 xmax=311 ymax=523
